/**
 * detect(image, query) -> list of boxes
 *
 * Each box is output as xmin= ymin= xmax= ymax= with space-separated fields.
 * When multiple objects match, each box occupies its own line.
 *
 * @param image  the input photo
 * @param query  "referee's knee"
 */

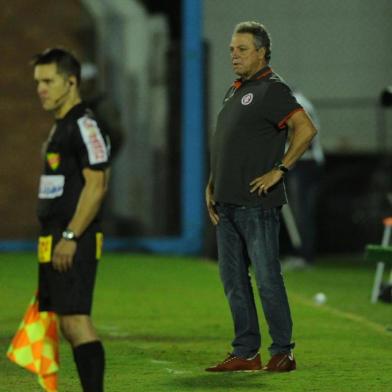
xmin=59 ymin=315 xmax=95 ymax=346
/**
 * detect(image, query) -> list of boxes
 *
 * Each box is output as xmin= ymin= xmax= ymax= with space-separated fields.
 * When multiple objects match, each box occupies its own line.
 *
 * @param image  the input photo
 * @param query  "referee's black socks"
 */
xmin=73 ymin=340 xmax=105 ymax=392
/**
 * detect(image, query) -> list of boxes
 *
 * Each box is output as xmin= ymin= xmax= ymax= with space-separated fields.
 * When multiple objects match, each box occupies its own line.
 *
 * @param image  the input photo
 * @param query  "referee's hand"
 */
xmin=52 ymin=239 xmax=77 ymax=272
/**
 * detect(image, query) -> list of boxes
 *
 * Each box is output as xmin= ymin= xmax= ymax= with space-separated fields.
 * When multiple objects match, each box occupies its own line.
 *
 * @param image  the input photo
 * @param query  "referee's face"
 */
xmin=34 ymin=63 xmax=71 ymax=112
xmin=230 ymin=33 xmax=266 ymax=80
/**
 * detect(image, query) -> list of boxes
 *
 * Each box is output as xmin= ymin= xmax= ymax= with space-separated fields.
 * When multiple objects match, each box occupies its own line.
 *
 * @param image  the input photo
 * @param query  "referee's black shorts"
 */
xmin=38 ymin=222 xmax=103 ymax=315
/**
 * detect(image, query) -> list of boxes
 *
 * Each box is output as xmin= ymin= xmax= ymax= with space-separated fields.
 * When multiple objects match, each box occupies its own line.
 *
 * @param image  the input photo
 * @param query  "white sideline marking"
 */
xmin=98 ymin=325 xmax=130 ymax=338
xmin=99 ymin=324 xmax=121 ymax=332
xmin=291 ymin=293 xmax=392 ymax=336
xmin=151 ymin=360 xmax=173 ymax=365
xmin=165 ymin=368 xmax=192 ymax=375
xmin=151 ymin=360 xmax=193 ymax=375
xmin=107 ymin=332 xmax=130 ymax=338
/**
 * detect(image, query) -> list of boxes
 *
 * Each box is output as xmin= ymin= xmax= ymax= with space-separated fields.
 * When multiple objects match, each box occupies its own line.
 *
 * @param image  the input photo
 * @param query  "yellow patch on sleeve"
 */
xmin=96 ymin=232 xmax=104 ymax=260
xmin=38 ymin=236 xmax=52 ymax=263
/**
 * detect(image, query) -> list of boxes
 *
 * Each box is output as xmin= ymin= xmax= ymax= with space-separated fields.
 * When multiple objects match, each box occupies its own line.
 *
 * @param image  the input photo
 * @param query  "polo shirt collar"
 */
xmin=250 ymin=66 xmax=272 ymax=81
xmin=232 ymin=66 xmax=272 ymax=89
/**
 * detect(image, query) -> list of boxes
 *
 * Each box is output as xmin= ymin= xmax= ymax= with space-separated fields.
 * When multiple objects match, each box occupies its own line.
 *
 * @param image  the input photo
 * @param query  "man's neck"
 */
xmin=242 ymin=62 xmax=268 ymax=80
xmin=54 ymin=96 xmax=82 ymax=119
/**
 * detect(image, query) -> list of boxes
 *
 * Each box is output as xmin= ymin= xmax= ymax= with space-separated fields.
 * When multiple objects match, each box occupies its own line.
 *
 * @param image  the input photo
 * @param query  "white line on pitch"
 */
xmin=165 ymin=368 xmax=193 ymax=375
xmin=291 ymin=292 xmax=391 ymax=336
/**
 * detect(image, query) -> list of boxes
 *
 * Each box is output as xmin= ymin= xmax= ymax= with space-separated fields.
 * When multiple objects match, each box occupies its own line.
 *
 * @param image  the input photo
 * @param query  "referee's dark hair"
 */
xmin=32 ymin=48 xmax=81 ymax=86
xmin=233 ymin=21 xmax=272 ymax=62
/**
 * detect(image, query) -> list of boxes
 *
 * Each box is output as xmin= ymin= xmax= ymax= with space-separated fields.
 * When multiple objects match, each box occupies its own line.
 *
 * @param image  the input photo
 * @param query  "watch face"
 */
xmin=63 ymin=230 xmax=75 ymax=240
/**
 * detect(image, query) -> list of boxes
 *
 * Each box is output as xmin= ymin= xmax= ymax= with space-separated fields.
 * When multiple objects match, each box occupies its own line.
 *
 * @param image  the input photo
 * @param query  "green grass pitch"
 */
xmin=0 ymin=252 xmax=391 ymax=391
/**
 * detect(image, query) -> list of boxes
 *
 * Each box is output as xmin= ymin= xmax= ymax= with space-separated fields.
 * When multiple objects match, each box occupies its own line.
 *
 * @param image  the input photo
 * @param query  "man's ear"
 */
xmin=68 ymin=75 xmax=77 ymax=87
xmin=258 ymin=47 xmax=266 ymax=60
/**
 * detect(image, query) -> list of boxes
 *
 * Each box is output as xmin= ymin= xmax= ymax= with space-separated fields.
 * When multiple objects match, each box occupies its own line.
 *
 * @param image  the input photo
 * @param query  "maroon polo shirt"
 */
xmin=211 ymin=66 xmax=303 ymax=207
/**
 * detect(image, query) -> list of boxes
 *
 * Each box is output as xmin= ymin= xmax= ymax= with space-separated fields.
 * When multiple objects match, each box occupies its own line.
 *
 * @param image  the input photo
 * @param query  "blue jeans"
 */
xmin=216 ymin=203 xmax=294 ymax=358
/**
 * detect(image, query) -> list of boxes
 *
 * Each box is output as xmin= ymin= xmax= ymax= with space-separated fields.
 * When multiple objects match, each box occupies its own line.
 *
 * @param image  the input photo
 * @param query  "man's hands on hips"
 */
xmin=53 ymin=239 xmax=77 ymax=272
xmin=205 ymin=182 xmax=219 ymax=225
xmin=250 ymin=169 xmax=284 ymax=196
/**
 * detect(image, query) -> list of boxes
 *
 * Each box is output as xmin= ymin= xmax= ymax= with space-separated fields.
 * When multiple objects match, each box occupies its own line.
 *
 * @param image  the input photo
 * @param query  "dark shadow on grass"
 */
xmin=101 ymin=333 xmax=226 ymax=343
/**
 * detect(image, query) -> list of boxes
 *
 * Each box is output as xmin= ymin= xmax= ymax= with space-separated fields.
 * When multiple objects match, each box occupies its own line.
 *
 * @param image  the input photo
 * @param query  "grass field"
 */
xmin=0 ymin=252 xmax=391 ymax=391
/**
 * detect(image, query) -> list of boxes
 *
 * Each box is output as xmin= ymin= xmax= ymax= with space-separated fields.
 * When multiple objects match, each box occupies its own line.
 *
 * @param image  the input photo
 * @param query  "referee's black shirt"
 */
xmin=37 ymin=103 xmax=111 ymax=226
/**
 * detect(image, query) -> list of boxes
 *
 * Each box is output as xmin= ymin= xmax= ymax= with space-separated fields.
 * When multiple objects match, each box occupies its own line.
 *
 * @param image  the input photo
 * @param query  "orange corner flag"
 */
xmin=6 ymin=294 xmax=59 ymax=392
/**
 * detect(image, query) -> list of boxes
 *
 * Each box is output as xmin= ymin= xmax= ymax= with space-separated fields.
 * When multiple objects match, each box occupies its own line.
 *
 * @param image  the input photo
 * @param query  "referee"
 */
xmin=33 ymin=48 xmax=110 ymax=392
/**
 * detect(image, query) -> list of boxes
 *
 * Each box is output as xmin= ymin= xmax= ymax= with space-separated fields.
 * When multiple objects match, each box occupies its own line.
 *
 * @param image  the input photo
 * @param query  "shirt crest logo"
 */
xmin=46 ymin=152 xmax=60 ymax=171
xmin=241 ymin=93 xmax=253 ymax=105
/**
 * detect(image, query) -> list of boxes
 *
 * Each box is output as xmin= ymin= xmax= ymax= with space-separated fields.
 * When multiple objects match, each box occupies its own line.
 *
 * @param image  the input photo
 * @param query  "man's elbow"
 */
xmin=308 ymin=123 xmax=317 ymax=141
xmin=84 ymin=170 xmax=109 ymax=200
xmin=88 ymin=181 xmax=107 ymax=202
xmin=102 ymin=183 xmax=109 ymax=197
xmin=97 ymin=183 xmax=108 ymax=201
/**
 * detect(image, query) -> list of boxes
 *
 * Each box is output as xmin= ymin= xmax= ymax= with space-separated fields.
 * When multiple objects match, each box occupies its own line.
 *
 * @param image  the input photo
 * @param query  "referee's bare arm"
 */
xmin=67 ymin=168 xmax=110 ymax=238
xmin=52 ymin=168 xmax=110 ymax=272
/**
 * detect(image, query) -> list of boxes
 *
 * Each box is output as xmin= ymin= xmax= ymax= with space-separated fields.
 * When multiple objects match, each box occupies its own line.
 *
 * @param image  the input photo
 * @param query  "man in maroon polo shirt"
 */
xmin=205 ymin=21 xmax=317 ymax=372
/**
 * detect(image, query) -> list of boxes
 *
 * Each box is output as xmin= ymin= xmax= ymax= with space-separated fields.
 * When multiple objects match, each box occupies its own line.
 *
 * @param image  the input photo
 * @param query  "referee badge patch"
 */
xmin=38 ymin=236 xmax=52 ymax=263
xmin=241 ymin=93 xmax=253 ymax=105
xmin=78 ymin=117 xmax=108 ymax=165
xmin=38 ymin=175 xmax=65 ymax=199
xmin=46 ymin=152 xmax=60 ymax=171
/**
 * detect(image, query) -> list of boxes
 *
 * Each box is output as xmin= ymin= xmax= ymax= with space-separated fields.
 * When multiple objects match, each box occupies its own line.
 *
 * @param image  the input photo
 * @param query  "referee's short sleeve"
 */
xmin=74 ymin=116 xmax=111 ymax=170
xmin=264 ymin=82 xmax=303 ymax=129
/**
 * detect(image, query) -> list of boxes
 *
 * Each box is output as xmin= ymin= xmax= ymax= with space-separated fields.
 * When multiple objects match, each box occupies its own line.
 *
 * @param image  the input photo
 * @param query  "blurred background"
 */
xmin=0 ymin=0 xmax=391 ymax=256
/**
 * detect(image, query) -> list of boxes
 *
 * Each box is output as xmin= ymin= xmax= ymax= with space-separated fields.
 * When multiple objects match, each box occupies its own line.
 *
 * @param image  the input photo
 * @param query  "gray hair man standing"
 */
xmin=205 ymin=21 xmax=316 ymax=372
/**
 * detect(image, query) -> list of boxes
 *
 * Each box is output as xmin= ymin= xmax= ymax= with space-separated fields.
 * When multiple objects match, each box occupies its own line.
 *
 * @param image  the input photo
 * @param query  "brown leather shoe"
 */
xmin=263 ymin=353 xmax=296 ymax=372
xmin=205 ymin=353 xmax=262 ymax=372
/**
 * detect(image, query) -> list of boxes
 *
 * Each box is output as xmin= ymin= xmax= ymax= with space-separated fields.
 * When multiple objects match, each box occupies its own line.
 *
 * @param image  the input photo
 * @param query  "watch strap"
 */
xmin=274 ymin=161 xmax=289 ymax=173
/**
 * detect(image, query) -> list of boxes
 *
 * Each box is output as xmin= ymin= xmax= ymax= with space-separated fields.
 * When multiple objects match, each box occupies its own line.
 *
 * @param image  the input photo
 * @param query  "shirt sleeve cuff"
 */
xmin=278 ymin=108 xmax=304 ymax=129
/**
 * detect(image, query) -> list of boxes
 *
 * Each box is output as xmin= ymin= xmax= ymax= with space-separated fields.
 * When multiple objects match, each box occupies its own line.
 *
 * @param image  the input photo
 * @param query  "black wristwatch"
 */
xmin=62 ymin=229 xmax=78 ymax=241
xmin=274 ymin=162 xmax=289 ymax=174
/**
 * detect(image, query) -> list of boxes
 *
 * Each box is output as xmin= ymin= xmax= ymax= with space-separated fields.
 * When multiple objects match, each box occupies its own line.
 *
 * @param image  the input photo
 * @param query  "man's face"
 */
xmin=230 ymin=33 xmax=266 ymax=79
xmin=34 ymin=63 xmax=70 ymax=112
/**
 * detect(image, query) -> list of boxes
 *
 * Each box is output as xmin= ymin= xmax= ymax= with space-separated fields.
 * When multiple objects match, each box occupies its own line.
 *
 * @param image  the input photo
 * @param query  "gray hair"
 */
xmin=233 ymin=21 xmax=271 ymax=62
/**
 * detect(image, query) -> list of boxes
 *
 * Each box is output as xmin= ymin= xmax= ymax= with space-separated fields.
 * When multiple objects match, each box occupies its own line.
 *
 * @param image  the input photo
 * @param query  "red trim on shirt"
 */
xmin=256 ymin=68 xmax=272 ymax=80
xmin=278 ymin=108 xmax=304 ymax=129
xmin=232 ymin=67 xmax=273 ymax=90
xmin=233 ymin=80 xmax=242 ymax=89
